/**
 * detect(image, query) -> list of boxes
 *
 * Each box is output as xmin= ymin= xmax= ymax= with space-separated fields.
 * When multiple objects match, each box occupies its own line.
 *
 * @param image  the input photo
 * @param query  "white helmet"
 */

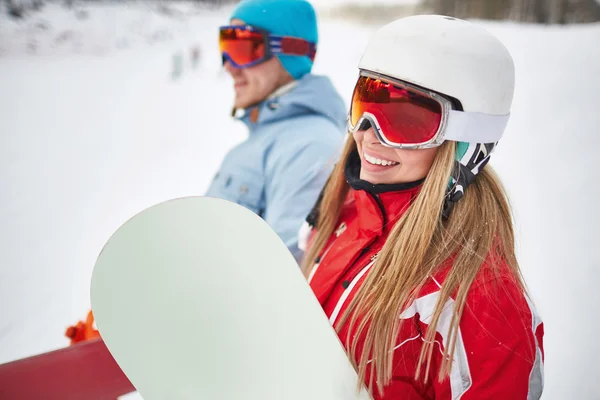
xmin=358 ymin=15 xmax=515 ymax=117
xmin=357 ymin=15 xmax=516 ymax=217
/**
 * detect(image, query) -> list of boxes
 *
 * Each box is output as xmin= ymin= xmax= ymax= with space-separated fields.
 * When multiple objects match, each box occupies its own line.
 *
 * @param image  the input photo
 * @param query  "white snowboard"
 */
xmin=91 ymin=196 xmax=372 ymax=400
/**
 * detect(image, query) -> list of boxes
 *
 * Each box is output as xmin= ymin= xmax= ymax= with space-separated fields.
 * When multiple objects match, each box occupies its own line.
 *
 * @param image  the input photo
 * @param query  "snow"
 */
xmin=1 ymin=2 xmax=599 ymax=399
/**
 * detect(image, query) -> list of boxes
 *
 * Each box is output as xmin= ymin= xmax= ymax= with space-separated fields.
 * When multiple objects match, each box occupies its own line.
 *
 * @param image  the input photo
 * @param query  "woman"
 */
xmin=299 ymin=15 xmax=544 ymax=400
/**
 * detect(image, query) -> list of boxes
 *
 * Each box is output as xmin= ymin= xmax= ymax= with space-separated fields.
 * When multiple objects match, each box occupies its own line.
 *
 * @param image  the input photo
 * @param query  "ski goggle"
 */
xmin=219 ymin=25 xmax=317 ymax=69
xmin=348 ymin=71 xmax=510 ymax=149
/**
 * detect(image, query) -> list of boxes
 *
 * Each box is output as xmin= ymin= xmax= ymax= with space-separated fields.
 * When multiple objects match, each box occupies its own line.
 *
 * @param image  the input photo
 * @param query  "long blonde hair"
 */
xmin=301 ymin=136 xmax=526 ymax=396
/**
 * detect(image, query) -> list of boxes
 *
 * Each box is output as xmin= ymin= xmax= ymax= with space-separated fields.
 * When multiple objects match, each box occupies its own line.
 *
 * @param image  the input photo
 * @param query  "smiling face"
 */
xmin=352 ymin=127 xmax=439 ymax=184
xmin=223 ymin=19 xmax=293 ymax=109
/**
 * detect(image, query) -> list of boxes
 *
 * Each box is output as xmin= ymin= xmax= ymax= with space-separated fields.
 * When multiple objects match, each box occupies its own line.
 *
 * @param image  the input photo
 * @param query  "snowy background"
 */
xmin=1 ymin=1 xmax=599 ymax=399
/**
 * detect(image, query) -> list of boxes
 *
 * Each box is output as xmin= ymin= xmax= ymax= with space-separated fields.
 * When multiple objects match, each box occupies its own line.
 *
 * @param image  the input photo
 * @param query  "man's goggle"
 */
xmin=219 ymin=25 xmax=317 ymax=69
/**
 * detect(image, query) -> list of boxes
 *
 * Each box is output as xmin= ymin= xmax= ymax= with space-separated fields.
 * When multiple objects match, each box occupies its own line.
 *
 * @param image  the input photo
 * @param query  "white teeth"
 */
xmin=364 ymin=152 xmax=398 ymax=166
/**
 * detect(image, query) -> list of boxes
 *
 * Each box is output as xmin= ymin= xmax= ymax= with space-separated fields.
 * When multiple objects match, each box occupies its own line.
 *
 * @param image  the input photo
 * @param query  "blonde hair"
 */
xmin=301 ymin=137 xmax=526 ymax=396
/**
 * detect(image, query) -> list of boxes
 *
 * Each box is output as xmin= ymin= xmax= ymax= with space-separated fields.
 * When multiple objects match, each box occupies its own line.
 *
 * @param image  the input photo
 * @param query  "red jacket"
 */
xmin=302 ymin=183 xmax=544 ymax=399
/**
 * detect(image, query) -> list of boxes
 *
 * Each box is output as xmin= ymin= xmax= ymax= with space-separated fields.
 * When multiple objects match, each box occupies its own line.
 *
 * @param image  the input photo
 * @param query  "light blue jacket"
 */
xmin=205 ymin=74 xmax=347 ymax=262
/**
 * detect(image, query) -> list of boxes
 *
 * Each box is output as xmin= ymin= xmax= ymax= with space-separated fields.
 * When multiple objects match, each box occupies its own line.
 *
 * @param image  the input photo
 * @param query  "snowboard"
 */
xmin=90 ymin=196 xmax=372 ymax=400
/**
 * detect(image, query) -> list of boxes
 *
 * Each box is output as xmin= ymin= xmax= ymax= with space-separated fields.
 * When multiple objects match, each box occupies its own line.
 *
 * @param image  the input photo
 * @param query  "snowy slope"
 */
xmin=1 ymin=3 xmax=599 ymax=399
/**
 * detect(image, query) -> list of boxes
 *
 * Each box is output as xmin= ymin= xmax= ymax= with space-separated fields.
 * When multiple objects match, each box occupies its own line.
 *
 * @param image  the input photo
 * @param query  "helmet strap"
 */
xmin=442 ymin=142 xmax=497 ymax=219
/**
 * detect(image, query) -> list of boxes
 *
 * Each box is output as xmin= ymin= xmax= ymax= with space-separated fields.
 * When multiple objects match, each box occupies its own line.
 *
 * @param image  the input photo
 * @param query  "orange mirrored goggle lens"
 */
xmin=350 ymin=76 xmax=443 ymax=145
xmin=219 ymin=27 xmax=266 ymax=67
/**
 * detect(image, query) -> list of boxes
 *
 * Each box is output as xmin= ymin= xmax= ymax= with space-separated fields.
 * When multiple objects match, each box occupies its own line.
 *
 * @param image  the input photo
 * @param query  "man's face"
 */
xmin=224 ymin=19 xmax=292 ymax=109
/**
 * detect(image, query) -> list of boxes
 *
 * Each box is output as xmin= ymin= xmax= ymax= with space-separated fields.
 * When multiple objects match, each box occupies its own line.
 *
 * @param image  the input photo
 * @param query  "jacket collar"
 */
xmin=231 ymin=74 xmax=347 ymax=133
xmin=231 ymin=81 xmax=298 ymax=128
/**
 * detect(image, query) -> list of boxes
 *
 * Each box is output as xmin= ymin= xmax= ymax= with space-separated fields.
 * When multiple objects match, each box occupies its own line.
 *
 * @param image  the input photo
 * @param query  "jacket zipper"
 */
xmin=370 ymin=192 xmax=387 ymax=227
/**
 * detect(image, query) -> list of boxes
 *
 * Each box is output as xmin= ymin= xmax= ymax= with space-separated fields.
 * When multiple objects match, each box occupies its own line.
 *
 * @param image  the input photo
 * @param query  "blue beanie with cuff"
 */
xmin=230 ymin=0 xmax=318 ymax=80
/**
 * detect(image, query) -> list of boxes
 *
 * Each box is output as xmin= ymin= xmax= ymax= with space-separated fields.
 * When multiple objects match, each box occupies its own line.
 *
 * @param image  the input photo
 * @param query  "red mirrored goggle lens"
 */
xmin=219 ymin=27 xmax=266 ymax=66
xmin=350 ymin=76 xmax=442 ymax=145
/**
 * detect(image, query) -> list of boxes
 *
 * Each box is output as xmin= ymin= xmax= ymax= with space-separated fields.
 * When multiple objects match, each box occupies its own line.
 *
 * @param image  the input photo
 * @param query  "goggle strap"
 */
xmin=443 ymin=110 xmax=509 ymax=143
xmin=270 ymin=35 xmax=317 ymax=61
xmin=220 ymin=25 xmax=316 ymax=61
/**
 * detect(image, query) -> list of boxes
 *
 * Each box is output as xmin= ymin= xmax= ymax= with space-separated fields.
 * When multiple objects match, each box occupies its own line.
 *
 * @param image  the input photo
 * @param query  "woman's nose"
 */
xmin=363 ymin=126 xmax=382 ymax=145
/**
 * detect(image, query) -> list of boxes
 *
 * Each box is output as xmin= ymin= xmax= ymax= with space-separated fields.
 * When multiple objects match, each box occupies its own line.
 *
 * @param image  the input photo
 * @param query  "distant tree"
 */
xmin=421 ymin=0 xmax=600 ymax=23
xmin=565 ymin=0 xmax=600 ymax=22
xmin=548 ymin=0 xmax=569 ymax=23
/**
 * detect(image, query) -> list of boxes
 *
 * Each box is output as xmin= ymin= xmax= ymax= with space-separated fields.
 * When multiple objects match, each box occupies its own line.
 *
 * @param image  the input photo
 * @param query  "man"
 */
xmin=206 ymin=0 xmax=347 ymax=263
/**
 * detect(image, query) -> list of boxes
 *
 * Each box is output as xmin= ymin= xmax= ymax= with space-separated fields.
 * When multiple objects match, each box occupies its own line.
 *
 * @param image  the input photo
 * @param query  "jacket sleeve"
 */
xmin=433 ymin=276 xmax=545 ymax=400
xmin=263 ymin=134 xmax=340 ymax=264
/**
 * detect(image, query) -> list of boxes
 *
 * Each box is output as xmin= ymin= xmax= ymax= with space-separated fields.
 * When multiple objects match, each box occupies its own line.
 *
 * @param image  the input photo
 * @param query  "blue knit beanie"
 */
xmin=230 ymin=0 xmax=318 ymax=80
